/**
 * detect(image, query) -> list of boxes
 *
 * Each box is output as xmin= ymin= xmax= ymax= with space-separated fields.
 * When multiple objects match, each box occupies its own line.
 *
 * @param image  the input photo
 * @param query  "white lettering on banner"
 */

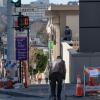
xmin=85 ymin=86 xmax=100 ymax=91
xmin=89 ymin=69 xmax=99 ymax=77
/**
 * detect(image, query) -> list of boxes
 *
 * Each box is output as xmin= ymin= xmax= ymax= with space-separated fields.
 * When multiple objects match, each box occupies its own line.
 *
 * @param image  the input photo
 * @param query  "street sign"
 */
xmin=16 ymin=36 xmax=28 ymax=60
xmin=89 ymin=69 xmax=99 ymax=77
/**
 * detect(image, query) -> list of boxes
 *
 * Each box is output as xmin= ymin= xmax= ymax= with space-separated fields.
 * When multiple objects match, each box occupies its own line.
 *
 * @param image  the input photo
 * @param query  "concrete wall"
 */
xmin=66 ymin=14 xmax=79 ymax=40
xmin=70 ymin=51 xmax=100 ymax=83
xmin=62 ymin=42 xmax=72 ymax=83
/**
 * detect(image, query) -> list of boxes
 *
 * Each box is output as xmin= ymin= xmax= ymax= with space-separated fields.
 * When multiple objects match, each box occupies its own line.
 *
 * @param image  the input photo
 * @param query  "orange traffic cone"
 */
xmin=75 ymin=74 xmax=83 ymax=97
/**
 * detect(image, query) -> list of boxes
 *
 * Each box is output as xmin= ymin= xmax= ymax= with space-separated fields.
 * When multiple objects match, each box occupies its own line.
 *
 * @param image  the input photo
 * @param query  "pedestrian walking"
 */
xmin=44 ymin=70 xmax=49 ymax=84
xmin=37 ymin=71 xmax=42 ymax=84
xmin=44 ymin=66 xmax=49 ymax=84
xmin=49 ymin=56 xmax=66 ymax=100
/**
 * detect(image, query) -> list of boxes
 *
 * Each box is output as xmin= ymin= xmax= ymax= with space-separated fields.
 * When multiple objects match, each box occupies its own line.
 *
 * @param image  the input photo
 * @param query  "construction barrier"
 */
xmin=22 ymin=61 xmax=28 ymax=88
xmin=84 ymin=66 xmax=100 ymax=96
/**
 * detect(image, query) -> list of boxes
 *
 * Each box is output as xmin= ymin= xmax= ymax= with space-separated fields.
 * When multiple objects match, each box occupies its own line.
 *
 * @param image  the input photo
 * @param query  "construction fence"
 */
xmin=83 ymin=65 xmax=100 ymax=96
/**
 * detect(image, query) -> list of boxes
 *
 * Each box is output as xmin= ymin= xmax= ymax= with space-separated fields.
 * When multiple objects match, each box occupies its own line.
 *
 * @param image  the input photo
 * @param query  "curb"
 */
xmin=0 ymin=84 xmax=76 ymax=98
xmin=0 ymin=89 xmax=45 ymax=98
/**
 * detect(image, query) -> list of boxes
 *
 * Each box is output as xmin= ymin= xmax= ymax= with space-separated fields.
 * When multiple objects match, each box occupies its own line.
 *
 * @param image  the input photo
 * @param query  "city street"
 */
xmin=1 ymin=0 xmax=100 ymax=100
xmin=0 ymin=94 xmax=39 ymax=100
xmin=0 ymin=84 xmax=100 ymax=100
xmin=0 ymin=93 xmax=100 ymax=100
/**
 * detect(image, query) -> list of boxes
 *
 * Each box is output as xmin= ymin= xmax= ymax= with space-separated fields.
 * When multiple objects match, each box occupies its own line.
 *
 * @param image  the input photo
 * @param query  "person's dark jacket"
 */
xmin=49 ymin=59 xmax=66 ymax=80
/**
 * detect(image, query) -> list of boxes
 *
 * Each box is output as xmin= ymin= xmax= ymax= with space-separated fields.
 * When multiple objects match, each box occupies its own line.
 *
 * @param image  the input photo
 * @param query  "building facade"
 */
xmin=0 ymin=0 xmax=3 ymax=7
xmin=21 ymin=0 xmax=49 ymax=22
xmin=46 ymin=2 xmax=100 ymax=84
xmin=46 ymin=4 xmax=79 ymax=60
xmin=0 ymin=0 xmax=7 ymax=7
xmin=15 ymin=0 xmax=50 ymax=46
xmin=46 ymin=4 xmax=79 ymax=83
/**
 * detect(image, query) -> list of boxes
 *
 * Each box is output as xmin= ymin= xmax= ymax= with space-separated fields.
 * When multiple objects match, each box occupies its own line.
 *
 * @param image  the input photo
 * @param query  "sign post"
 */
xmin=16 ymin=36 xmax=28 ymax=83
xmin=12 ymin=0 xmax=29 ymax=87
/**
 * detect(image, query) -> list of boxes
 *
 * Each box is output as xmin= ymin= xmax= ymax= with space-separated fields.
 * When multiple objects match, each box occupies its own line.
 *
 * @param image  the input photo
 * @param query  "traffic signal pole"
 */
xmin=7 ymin=0 xmax=15 ymax=61
xmin=27 ymin=27 xmax=30 ymax=83
xmin=19 ymin=60 xmax=22 ymax=83
xmin=8 ymin=0 xmax=30 ymax=87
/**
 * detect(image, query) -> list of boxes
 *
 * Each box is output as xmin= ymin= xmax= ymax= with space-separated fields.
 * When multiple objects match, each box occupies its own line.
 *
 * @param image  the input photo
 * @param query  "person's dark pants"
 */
xmin=49 ymin=72 xmax=63 ymax=100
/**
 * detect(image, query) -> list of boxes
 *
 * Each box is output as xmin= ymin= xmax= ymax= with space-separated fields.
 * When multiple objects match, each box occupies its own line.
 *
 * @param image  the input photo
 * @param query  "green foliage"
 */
xmin=28 ymin=66 xmax=38 ymax=75
xmin=36 ymin=52 xmax=48 ymax=73
xmin=29 ymin=47 xmax=48 ymax=75
xmin=33 ymin=69 xmax=38 ymax=75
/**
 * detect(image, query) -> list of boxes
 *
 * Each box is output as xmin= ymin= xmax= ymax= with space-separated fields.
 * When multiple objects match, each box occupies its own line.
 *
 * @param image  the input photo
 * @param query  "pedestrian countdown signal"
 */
xmin=18 ymin=15 xmax=29 ymax=29
xmin=23 ymin=16 xmax=29 ymax=27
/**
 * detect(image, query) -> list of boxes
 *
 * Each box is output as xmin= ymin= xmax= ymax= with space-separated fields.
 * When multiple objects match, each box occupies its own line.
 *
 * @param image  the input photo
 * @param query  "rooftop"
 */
xmin=48 ymin=4 xmax=79 ymax=11
xmin=45 ymin=4 xmax=79 ymax=16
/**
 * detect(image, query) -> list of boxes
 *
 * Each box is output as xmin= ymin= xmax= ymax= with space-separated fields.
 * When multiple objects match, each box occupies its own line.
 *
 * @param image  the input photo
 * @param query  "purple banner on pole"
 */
xmin=16 ymin=36 xmax=28 ymax=60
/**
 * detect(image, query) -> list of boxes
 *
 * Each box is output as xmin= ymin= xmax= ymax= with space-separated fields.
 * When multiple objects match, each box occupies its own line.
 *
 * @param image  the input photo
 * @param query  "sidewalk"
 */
xmin=0 ymin=84 xmax=50 ymax=98
xmin=0 ymin=84 xmax=100 ymax=100
xmin=0 ymin=84 xmax=75 ymax=98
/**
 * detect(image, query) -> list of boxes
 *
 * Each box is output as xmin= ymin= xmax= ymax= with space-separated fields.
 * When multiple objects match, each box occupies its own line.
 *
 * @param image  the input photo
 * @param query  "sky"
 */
xmin=22 ymin=0 xmax=78 ymax=4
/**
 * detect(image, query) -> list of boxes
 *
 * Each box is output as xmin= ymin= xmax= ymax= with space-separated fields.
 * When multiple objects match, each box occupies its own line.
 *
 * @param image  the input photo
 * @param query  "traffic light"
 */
xmin=18 ymin=14 xmax=24 ymax=28
xmin=18 ymin=16 xmax=29 ymax=28
xmin=16 ymin=12 xmax=29 ymax=31
xmin=11 ymin=0 xmax=21 ymax=7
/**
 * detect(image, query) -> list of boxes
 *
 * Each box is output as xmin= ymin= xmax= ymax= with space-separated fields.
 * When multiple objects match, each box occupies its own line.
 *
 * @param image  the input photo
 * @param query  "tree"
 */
xmin=36 ymin=52 xmax=48 ymax=73
xmin=29 ymin=47 xmax=48 ymax=75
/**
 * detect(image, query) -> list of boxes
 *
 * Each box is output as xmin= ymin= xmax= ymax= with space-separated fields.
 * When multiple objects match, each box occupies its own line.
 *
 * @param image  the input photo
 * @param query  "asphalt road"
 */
xmin=0 ymin=93 xmax=100 ymax=100
xmin=0 ymin=94 xmax=43 ymax=100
